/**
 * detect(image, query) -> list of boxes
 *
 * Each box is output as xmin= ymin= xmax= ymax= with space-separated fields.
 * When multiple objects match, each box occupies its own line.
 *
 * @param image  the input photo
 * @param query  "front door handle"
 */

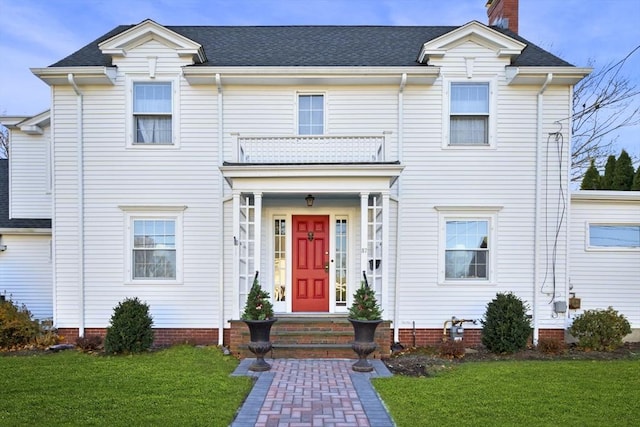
xmin=324 ymin=263 xmax=329 ymax=273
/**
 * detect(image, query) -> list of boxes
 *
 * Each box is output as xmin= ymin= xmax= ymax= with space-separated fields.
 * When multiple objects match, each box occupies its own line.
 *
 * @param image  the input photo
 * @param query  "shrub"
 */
xmin=0 ymin=298 xmax=40 ymax=349
xmin=241 ymin=273 xmax=274 ymax=321
xmin=569 ymin=307 xmax=631 ymax=351
xmin=348 ymin=281 xmax=383 ymax=321
xmin=104 ymin=297 xmax=154 ymax=354
xmin=76 ymin=335 xmax=103 ymax=352
xmin=537 ymin=337 xmax=564 ymax=355
xmin=481 ymin=292 xmax=531 ymax=354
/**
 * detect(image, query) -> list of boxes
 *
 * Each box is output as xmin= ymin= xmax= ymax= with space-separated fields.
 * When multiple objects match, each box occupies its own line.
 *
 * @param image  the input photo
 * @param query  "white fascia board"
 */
xmin=1 ymin=111 xmax=50 ymax=132
xmin=183 ymin=66 xmax=440 ymax=86
xmin=571 ymin=191 xmax=640 ymax=203
xmin=31 ymin=67 xmax=117 ymax=86
xmin=506 ymin=66 xmax=592 ymax=86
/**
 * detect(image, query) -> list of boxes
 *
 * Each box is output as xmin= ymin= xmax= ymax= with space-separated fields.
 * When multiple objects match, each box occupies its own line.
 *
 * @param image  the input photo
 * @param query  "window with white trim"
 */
xmin=122 ymin=208 xmax=184 ymax=284
xmin=438 ymin=208 xmax=499 ymax=284
xmin=449 ymin=82 xmax=489 ymax=145
xmin=588 ymin=224 xmax=640 ymax=249
xmin=298 ymin=94 xmax=324 ymax=135
xmin=133 ymin=82 xmax=172 ymax=144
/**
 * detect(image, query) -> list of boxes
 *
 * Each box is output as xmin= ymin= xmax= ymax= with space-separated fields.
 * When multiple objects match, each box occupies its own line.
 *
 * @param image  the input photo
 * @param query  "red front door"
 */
xmin=292 ymin=215 xmax=329 ymax=312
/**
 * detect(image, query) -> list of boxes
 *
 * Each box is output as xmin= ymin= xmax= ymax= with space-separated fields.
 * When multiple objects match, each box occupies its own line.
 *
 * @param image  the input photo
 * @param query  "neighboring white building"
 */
xmin=2 ymin=2 xmax=637 ymax=351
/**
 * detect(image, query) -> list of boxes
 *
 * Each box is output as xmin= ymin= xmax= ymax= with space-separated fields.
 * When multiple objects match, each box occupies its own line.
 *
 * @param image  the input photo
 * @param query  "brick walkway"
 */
xmin=231 ymin=359 xmax=395 ymax=427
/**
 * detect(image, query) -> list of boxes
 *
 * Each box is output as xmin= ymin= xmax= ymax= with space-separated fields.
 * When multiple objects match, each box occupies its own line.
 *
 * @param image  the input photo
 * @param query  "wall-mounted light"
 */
xmin=305 ymin=194 xmax=315 ymax=207
xmin=0 ymin=245 xmax=7 ymax=252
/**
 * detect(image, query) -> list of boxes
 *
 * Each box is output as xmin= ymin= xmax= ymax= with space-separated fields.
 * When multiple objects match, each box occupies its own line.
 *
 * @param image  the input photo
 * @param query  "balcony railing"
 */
xmin=234 ymin=134 xmax=387 ymax=164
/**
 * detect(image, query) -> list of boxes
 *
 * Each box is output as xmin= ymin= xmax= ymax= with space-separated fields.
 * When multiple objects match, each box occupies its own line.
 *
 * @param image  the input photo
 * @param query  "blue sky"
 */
xmin=1 ymin=0 xmax=638 ymax=159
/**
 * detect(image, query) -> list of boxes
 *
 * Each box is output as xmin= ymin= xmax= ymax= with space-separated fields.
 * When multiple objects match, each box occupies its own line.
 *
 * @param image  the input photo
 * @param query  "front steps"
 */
xmin=229 ymin=315 xmax=391 ymax=359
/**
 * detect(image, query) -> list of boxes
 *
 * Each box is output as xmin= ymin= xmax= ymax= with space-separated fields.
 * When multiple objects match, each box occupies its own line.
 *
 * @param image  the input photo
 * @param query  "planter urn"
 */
xmin=349 ymin=318 xmax=382 ymax=372
xmin=243 ymin=318 xmax=278 ymax=371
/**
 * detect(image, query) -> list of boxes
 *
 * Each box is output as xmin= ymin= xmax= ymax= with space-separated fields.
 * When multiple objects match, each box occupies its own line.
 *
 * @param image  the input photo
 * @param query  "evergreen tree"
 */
xmin=632 ymin=165 xmax=640 ymax=191
xmin=602 ymin=155 xmax=617 ymax=189
xmin=612 ymin=150 xmax=634 ymax=190
xmin=580 ymin=159 xmax=601 ymax=190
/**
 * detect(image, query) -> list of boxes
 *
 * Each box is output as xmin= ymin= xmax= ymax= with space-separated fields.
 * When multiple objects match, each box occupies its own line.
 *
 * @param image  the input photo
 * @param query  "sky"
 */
xmin=0 ymin=0 xmax=638 ymax=160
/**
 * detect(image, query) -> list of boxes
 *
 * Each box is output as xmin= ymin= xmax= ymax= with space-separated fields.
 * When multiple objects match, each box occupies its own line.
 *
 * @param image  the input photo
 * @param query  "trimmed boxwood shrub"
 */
xmin=104 ymin=297 xmax=154 ymax=354
xmin=569 ymin=307 xmax=631 ymax=351
xmin=481 ymin=292 xmax=531 ymax=354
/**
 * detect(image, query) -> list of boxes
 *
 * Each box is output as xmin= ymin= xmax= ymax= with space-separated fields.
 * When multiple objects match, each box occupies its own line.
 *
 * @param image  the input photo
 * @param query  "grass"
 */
xmin=0 ymin=345 xmax=252 ymax=426
xmin=373 ymin=359 xmax=640 ymax=427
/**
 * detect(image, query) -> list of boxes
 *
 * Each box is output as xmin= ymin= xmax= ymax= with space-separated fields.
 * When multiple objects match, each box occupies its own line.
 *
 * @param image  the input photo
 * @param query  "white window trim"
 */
xmin=442 ymin=78 xmax=497 ymax=149
xmin=296 ymin=92 xmax=326 ymax=135
xmin=120 ymin=205 xmax=186 ymax=285
xmin=125 ymin=75 xmax=180 ymax=149
xmin=585 ymin=222 xmax=640 ymax=252
xmin=436 ymin=206 xmax=501 ymax=285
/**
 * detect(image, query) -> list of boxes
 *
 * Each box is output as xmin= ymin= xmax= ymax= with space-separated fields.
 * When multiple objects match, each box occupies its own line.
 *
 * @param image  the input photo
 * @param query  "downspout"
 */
xmin=393 ymin=73 xmax=407 ymax=343
xmin=68 ymin=73 xmax=85 ymax=338
xmin=534 ymin=73 xmax=553 ymax=345
xmin=216 ymin=73 xmax=225 ymax=346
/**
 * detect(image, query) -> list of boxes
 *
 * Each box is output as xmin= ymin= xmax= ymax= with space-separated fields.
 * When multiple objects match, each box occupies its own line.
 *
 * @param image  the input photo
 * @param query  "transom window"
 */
xmin=589 ymin=224 xmax=640 ymax=248
xmin=298 ymin=94 xmax=324 ymax=135
xmin=133 ymin=82 xmax=172 ymax=144
xmin=132 ymin=219 xmax=176 ymax=279
xmin=445 ymin=220 xmax=489 ymax=280
xmin=450 ymin=82 xmax=489 ymax=145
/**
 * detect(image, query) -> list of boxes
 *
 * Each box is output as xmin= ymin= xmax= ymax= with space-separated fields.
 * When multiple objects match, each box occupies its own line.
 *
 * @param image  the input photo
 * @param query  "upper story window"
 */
xmin=133 ymin=82 xmax=172 ymax=144
xmin=449 ymin=82 xmax=489 ymax=145
xmin=588 ymin=224 xmax=640 ymax=249
xmin=298 ymin=94 xmax=324 ymax=135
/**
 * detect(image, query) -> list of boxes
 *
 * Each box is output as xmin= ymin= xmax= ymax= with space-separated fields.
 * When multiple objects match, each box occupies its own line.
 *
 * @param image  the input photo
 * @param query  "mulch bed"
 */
xmin=384 ymin=342 xmax=640 ymax=377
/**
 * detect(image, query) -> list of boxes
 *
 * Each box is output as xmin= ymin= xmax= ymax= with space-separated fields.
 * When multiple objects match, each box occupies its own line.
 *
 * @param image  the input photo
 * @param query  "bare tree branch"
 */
xmin=0 ymin=126 xmax=8 ymax=159
xmin=571 ymin=46 xmax=640 ymax=182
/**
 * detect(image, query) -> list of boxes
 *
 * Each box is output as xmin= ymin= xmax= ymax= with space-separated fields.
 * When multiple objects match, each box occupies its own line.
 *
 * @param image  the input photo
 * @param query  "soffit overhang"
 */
xmin=0 ymin=111 xmax=50 ymax=135
xmin=183 ymin=66 xmax=440 ymax=86
xmin=506 ymin=66 xmax=592 ymax=86
xmin=418 ymin=20 xmax=526 ymax=64
xmin=220 ymin=164 xmax=404 ymax=190
xmin=31 ymin=66 xmax=117 ymax=86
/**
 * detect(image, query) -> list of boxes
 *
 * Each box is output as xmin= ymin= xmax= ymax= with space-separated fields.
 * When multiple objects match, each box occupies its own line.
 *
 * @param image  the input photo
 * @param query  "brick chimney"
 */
xmin=486 ymin=0 xmax=519 ymax=33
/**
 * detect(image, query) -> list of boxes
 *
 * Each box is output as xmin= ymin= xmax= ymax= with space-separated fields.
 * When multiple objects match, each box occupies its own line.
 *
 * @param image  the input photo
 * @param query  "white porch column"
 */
xmin=254 ymin=192 xmax=263 ymax=288
xmin=232 ymin=192 xmax=240 ymax=318
xmin=360 ymin=192 xmax=369 ymax=283
xmin=381 ymin=192 xmax=390 ymax=311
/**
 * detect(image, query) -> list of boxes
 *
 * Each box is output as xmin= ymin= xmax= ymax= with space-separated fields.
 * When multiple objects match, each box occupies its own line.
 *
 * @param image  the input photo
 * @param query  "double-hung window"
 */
xmin=450 ymin=82 xmax=489 ymax=145
xmin=133 ymin=82 xmax=172 ymax=144
xmin=132 ymin=219 xmax=177 ymax=279
xmin=298 ymin=94 xmax=324 ymax=135
xmin=445 ymin=220 xmax=489 ymax=279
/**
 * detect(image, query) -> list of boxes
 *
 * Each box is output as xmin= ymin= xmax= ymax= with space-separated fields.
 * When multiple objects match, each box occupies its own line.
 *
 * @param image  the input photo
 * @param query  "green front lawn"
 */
xmin=0 ymin=346 xmax=252 ymax=426
xmin=374 ymin=359 xmax=640 ymax=427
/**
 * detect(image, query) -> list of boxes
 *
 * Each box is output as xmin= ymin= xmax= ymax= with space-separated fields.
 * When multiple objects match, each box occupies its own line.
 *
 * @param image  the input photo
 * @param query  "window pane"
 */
xmin=274 ymin=219 xmax=286 ymax=301
xmin=134 ymin=82 xmax=171 ymax=113
xmin=132 ymin=219 xmax=177 ymax=279
xmin=450 ymin=116 xmax=488 ymax=144
xmin=445 ymin=220 xmax=489 ymax=280
xmin=451 ymin=83 xmax=488 ymax=114
xmin=589 ymin=225 xmax=640 ymax=247
xmin=298 ymin=94 xmax=323 ymax=135
xmin=135 ymin=116 xmax=172 ymax=144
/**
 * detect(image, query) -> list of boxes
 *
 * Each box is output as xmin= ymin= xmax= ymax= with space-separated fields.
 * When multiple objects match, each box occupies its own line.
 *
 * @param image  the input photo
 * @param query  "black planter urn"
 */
xmin=243 ymin=318 xmax=278 ymax=372
xmin=348 ymin=318 xmax=382 ymax=372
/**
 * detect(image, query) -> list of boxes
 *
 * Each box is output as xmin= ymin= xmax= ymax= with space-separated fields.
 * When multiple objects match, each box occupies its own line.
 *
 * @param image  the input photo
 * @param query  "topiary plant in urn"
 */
xmin=241 ymin=272 xmax=277 ymax=371
xmin=348 ymin=278 xmax=383 ymax=372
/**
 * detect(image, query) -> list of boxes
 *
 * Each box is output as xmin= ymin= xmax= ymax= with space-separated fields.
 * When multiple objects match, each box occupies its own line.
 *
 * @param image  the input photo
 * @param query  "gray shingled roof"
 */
xmin=0 ymin=160 xmax=51 ymax=230
xmin=50 ymin=25 xmax=573 ymax=68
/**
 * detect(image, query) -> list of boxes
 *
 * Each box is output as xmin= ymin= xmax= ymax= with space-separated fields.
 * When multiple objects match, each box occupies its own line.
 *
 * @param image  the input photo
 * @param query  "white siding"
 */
xmin=9 ymin=126 xmax=51 ymax=218
xmin=0 ymin=234 xmax=52 ymax=320
xmin=569 ymin=196 xmax=640 ymax=328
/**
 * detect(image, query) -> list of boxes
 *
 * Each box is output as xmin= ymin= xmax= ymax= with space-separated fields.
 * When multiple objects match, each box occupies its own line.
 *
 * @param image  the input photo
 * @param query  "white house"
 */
xmin=2 ymin=0 xmax=637 ymax=355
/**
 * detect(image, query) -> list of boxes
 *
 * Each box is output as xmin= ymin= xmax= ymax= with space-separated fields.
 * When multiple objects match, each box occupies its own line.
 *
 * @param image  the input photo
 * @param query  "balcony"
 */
xmin=234 ymin=134 xmax=388 ymax=164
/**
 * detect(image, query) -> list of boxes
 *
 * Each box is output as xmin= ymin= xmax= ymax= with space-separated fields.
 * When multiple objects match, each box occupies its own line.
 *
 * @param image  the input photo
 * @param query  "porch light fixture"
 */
xmin=305 ymin=194 xmax=315 ymax=207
